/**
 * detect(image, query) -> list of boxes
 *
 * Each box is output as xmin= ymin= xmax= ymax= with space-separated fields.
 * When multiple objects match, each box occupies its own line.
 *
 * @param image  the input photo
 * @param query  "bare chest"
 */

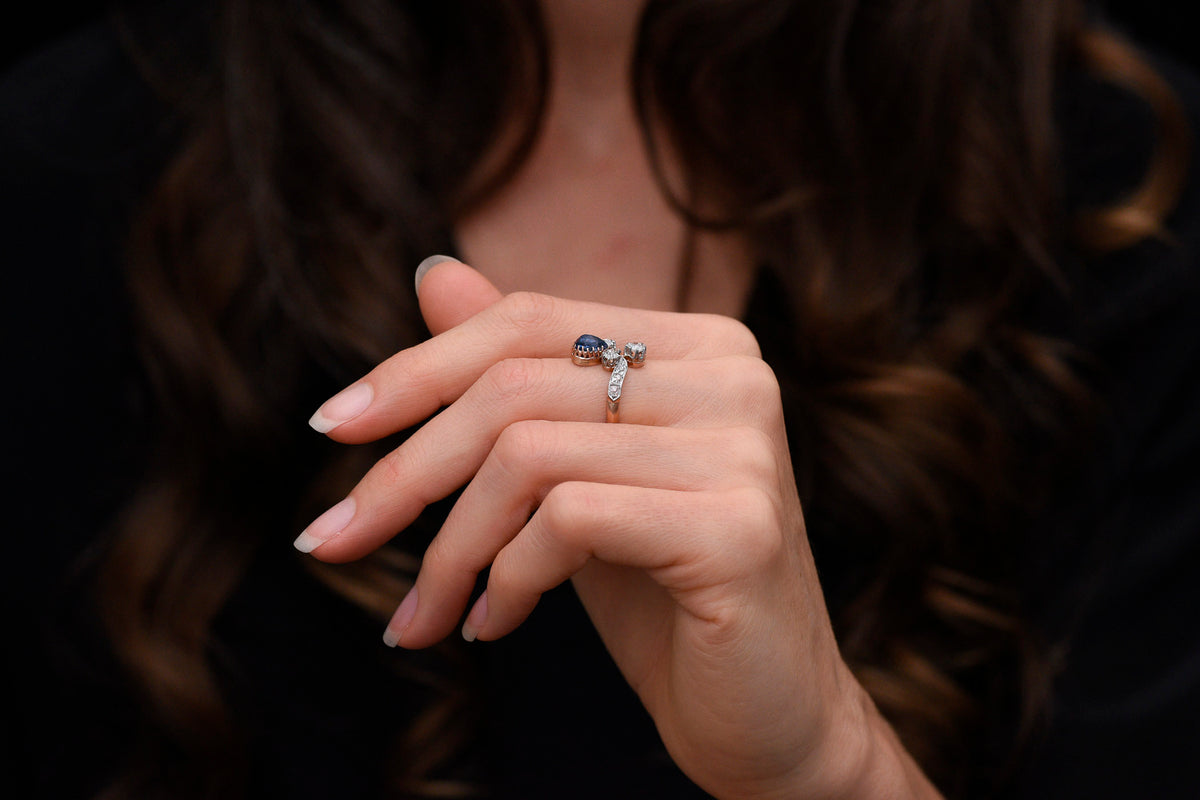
xmin=454 ymin=118 xmax=753 ymax=317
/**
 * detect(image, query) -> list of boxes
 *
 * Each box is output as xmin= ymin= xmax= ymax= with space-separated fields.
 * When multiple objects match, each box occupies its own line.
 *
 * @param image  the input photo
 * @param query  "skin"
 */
xmin=299 ymin=261 xmax=942 ymax=799
xmin=298 ymin=2 xmax=944 ymax=797
xmin=453 ymin=0 xmax=755 ymax=314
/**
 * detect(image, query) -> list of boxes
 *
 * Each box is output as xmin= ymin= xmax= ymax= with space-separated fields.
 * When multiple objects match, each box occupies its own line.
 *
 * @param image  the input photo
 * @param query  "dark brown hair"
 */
xmin=96 ymin=0 xmax=1189 ymax=797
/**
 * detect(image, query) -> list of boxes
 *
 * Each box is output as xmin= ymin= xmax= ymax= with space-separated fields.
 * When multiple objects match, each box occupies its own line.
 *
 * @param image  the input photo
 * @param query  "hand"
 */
xmin=298 ymin=258 xmax=939 ymax=800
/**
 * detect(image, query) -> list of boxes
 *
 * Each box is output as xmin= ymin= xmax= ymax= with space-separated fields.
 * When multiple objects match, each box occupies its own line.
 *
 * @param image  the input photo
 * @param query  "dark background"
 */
xmin=0 ymin=1 xmax=1195 ymax=77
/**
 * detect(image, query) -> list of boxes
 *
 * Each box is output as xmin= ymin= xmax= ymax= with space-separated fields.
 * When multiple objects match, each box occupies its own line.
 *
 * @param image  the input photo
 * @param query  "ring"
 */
xmin=572 ymin=334 xmax=646 ymax=423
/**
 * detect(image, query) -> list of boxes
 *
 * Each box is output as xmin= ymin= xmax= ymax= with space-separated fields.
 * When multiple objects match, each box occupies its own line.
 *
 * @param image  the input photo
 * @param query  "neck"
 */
xmin=538 ymin=0 xmax=645 ymax=102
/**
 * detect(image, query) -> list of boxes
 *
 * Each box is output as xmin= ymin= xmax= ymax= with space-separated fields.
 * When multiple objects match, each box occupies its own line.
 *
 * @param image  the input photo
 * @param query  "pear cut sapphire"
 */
xmin=574 ymin=334 xmax=605 ymax=351
xmin=572 ymin=333 xmax=607 ymax=364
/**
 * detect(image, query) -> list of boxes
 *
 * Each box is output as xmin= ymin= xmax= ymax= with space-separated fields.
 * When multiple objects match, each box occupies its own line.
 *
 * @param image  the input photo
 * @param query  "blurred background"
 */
xmin=1 ymin=1 xmax=1194 ymax=77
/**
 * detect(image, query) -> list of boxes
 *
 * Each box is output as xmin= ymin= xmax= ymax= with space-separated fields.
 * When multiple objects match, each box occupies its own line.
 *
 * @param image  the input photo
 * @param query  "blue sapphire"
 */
xmin=574 ymin=334 xmax=605 ymax=352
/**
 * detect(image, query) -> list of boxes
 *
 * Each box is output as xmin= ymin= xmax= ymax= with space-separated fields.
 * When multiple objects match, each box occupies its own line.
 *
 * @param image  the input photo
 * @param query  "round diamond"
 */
xmin=623 ymin=342 xmax=646 ymax=365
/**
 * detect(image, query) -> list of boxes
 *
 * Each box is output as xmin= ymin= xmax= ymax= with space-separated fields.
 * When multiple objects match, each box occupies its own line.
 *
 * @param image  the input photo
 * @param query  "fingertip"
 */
xmin=308 ymin=382 xmax=374 ymax=435
xmin=414 ymin=254 xmax=460 ymax=294
xmin=293 ymin=497 xmax=357 ymax=555
xmin=383 ymin=586 xmax=420 ymax=648
xmin=416 ymin=256 xmax=505 ymax=335
xmin=461 ymin=590 xmax=488 ymax=643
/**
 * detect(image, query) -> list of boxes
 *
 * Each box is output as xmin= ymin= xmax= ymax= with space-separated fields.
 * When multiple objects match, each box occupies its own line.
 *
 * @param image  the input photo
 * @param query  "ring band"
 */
xmin=572 ymin=334 xmax=645 ymax=423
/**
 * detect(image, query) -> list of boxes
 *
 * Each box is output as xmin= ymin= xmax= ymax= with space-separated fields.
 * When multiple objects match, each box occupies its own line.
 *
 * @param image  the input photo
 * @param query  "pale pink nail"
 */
xmin=293 ymin=497 xmax=356 ymax=553
xmin=414 ymin=254 xmax=460 ymax=294
xmin=308 ymin=382 xmax=373 ymax=433
xmin=383 ymin=587 xmax=420 ymax=648
xmin=461 ymin=591 xmax=488 ymax=643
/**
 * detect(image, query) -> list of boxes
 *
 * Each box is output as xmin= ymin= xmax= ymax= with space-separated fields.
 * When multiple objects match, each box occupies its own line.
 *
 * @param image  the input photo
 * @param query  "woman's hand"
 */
xmin=297 ymin=258 xmax=940 ymax=800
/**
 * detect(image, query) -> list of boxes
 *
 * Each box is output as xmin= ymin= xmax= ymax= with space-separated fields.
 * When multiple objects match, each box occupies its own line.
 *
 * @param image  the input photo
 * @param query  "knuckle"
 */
xmin=405 ymin=364 xmax=450 ymax=409
xmin=538 ymin=482 xmax=595 ymax=540
xmin=372 ymin=446 xmax=410 ymax=490
xmin=480 ymin=357 xmax=545 ymax=405
xmin=712 ymin=316 xmax=762 ymax=358
xmin=421 ymin=532 xmax=483 ymax=588
xmin=727 ymin=426 xmax=778 ymax=484
xmin=420 ymin=532 xmax=455 ymax=574
xmin=486 ymin=547 xmax=521 ymax=596
xmin=490 ymin=420 xmax=558 ymax=477
xmin=729 ymin=355 xmax=782 ymax=407
xmin=730 ymin=487 xmax=785 ymax=567
xmin=497 ymin=291 xmax=562 ymax=334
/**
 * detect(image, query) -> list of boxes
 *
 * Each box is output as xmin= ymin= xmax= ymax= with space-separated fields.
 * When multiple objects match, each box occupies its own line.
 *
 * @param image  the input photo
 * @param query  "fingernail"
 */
xmin=383 ymin=587 xmax=419 ymax=648
xmin=461 ymin=590 xmax=488 ymax=643
xmin=309 ymin=382 xmax=373 ymax=433
xmin=293 ymin=497 xmax=356 ymax=553
xmin=414 ymin=254 xmax=460 ymax=294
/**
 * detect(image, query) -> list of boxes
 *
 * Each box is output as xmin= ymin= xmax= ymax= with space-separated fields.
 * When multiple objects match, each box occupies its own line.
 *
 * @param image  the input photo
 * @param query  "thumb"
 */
xmin=414 ymin=255 xmax=505 ymax=335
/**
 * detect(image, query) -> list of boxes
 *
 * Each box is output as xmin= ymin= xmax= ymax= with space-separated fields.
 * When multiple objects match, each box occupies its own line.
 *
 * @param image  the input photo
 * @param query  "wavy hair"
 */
xmin=94 ymin=0 xmax=1189 ymax=797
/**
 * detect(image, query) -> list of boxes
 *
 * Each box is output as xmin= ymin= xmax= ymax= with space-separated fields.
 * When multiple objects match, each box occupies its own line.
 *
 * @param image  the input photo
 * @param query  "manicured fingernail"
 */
xmin=461 ymin=590 xmax=488 ymax=643
xmin=309 ymin=382 xmax=373 ymax=433
xmin=414 ymin=254 xmax=460 ymax=294
xmin=293 ymin=497 xmax=356 ymax=553
xmin=383 ymin=587 xmax=419 ymax=648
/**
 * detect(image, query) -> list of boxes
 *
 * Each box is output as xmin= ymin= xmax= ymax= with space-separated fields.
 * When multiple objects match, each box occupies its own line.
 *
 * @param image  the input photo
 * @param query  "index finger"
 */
xmin=311 ymin=288 xmax=761 ymax=443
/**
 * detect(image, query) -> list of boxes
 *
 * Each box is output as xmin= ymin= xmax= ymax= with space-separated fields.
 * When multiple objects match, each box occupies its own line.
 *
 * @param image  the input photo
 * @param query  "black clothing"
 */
xmin=4 ymin=20 xmax=1200 ymax=800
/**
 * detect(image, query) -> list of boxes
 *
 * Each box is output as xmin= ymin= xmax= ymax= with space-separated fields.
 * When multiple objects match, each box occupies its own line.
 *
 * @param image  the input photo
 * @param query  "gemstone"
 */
xmin=608 ymin=357 xmax=627 ymax=401
xmin=573 ymin=334 xmax=607 ymax=363
xmin=601 ymin=348 xmax=623 ymax=369
xmin=574 ymin=334 xmax=605 ymax=352
xmin=623 ymin=342 xmax=646 ymax=365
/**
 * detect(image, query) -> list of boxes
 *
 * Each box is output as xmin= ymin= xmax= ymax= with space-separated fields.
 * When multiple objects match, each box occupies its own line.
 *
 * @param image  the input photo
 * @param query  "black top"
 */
xmin=3 ymin=20 xmax=1200 ymax=800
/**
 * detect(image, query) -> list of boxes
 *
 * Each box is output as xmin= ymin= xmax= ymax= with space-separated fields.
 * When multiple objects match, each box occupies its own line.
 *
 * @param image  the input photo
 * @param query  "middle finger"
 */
xmin=298 ymin=354 xmax=780 ymax=562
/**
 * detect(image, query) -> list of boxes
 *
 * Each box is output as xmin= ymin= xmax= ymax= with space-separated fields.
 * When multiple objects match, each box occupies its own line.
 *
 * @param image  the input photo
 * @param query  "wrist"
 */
xmin=787 ymin=669 xmax=944 ymax=800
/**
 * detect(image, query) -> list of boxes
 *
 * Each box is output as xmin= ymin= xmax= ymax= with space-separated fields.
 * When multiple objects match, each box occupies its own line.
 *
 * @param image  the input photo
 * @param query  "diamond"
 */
xmin=607 ymin=357 xmax=627 ymax=401
xmin=623 ymin=342 xmax=646 ymax=366
xmin=601 ymin=347 xmax=624 ymax=369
